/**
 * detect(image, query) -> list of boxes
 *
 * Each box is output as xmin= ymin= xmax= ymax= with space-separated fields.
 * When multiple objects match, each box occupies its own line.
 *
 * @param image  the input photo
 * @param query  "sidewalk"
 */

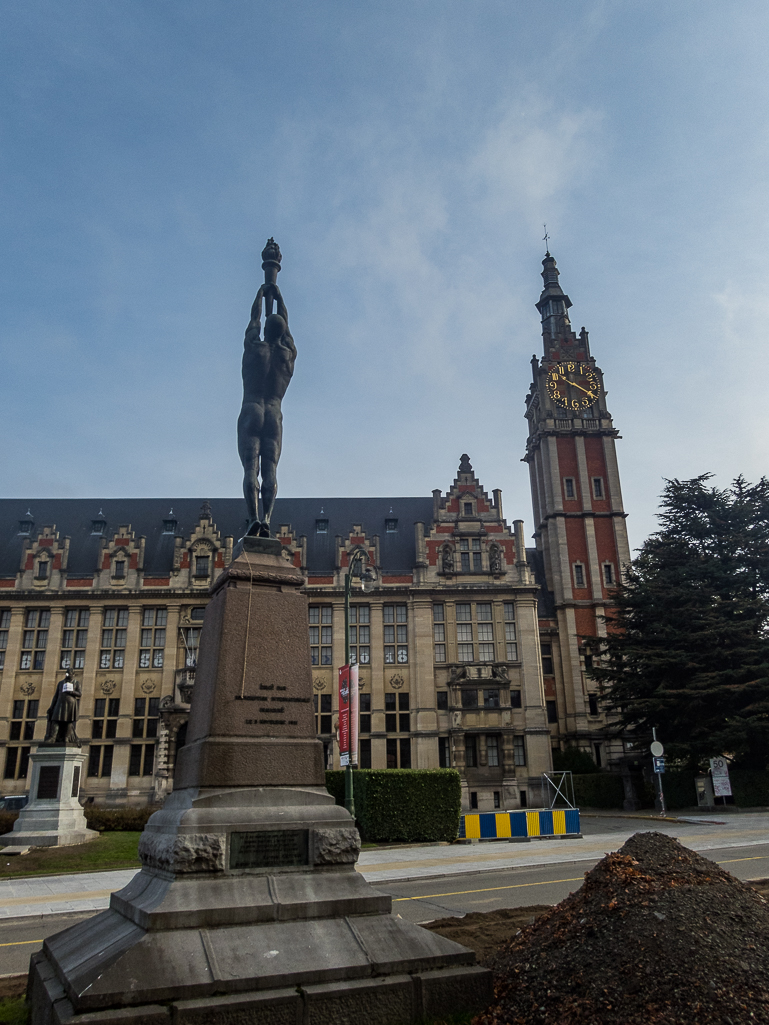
xmin=1 ymin=813 xmax=767 ymax=919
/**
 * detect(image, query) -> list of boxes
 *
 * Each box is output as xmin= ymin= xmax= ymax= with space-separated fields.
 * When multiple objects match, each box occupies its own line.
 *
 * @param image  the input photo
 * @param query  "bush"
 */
xmin=326 ymin=769 xmax=461 ymax=843
xmin=730 ymin=770 xmax=769 ymax=807
xmin=552 ymin=747 xmax=600 ymax=774
xmin=571 ymin=773 xmax=625 ymax=809
xmin=0 ymin=811 xmax=19 ymax=835
xmin=84 ymin=807 xmax=154 ymax=832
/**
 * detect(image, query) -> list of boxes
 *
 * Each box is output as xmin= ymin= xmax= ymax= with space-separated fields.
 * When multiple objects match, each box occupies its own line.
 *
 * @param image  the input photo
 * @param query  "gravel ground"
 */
xmin=471 ymin=832 xmax=769 ymax=1025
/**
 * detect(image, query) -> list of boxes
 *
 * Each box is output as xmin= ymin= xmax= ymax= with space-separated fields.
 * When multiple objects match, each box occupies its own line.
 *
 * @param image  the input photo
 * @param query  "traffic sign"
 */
xmin=650 ymin=741 xmax=664 ymax=757
xmin=653 ymin=756 xmax=665 ymax=774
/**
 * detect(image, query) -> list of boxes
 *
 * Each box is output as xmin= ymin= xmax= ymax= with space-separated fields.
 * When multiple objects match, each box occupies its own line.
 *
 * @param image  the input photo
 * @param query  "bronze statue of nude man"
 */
xmin=237 ymin=239 xmax=297 ymax=537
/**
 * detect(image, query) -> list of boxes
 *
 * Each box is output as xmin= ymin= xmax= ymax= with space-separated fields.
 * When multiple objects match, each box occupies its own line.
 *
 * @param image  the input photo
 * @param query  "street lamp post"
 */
xmin=343 ymin=548 xmax=376 ymax=819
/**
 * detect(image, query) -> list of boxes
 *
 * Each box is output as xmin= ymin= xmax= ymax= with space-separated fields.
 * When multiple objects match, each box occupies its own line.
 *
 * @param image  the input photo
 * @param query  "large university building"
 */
xmin=0 ymin=253 xmax=630 ymax=811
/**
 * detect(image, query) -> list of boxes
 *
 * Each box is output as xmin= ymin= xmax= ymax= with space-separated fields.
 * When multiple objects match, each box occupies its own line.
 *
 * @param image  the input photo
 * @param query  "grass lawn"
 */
xmin=0 ymin=831 xmax=141 ymax=879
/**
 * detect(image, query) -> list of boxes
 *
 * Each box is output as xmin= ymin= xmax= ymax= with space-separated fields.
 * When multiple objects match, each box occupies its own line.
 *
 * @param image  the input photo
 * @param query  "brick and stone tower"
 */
xmin=523 ymin=251 xmax=631 ymax=760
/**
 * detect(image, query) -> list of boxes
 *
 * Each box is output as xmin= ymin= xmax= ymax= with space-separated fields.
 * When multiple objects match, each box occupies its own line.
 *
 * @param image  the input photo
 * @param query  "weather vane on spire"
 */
xmin=543 ymin=224 xmax=550 ymax=254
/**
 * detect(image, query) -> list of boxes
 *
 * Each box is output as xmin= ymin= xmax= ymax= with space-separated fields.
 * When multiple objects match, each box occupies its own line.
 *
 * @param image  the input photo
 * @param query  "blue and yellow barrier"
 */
xmin=458 ymin=807 xmax=580 ymax=841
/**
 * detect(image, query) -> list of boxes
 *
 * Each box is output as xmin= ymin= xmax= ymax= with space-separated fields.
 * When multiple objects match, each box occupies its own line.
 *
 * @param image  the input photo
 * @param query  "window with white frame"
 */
xmin=384 ymin=604 xmax=408 ymax=664
xmin=100 ymin=608 xmax=128 ymax=668
xmin=564 ymin=477 xmax=576 ymax=500
xmin=0 ymin=609 xmax=10 ymax=670
xmin=513 ymin=735 xmax=527 ymax=766
xmin=349 ymin=604 xmax=370 ymax=664
xmin=477 ymin=602 xmax=495 ymax=662
xmin=61 ymin=609 xmax=89 ymax=669
xmin=573 ymin=563 xmax=586 ymax=589
xmin=486 ymin=735 xmax=500 ymax=767
xmin=309 ymin=605 xmax=333 ymax=665
xmin=504 ymin=602 xmax=517 ymax=661
xmin=455 ymin=603 xmax=473 ymax=661
xmin=433 ymin=604 xmax=445 ymax=662
xmin=140 ymin=608 xmax=167 ymax=668
xmin=20 ymin=609 xmax=49 ymax=670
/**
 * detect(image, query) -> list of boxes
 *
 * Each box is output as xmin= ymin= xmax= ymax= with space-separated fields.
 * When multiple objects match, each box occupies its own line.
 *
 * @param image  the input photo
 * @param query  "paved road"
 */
xmin=2 ymin=838 xmax=768 ymax=977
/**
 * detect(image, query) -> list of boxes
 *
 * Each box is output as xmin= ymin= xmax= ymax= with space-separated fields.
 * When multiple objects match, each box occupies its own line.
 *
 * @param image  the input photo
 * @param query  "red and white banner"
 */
xmin=349 ymin=663 xmax=359 ymax=767
xmin=338 ymin=665 xmax=350 ymax=767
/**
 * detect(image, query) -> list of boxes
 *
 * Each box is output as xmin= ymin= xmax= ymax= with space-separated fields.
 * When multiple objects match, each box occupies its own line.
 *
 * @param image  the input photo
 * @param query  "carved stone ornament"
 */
xmin=312 ymin=827 xmax=361 ymax=865
xmin=138 ymin=832 xmax=225 ymax=874
xmin=141 ymin=679 xmax=157 ymax=694
xmin=100 ymin=679 xmax=117 ymax=695
xmin=20 ymin=680 xmax=36 ymax=696
xmin=389 ymin=675 xmax=404 ymax=690
xmin=489 ymin=544 xmax=503 ymax=575
xmin=441 ymin=544 xmax=454 ymax=574
xmin=313 ymin=678 xmax=326 ymax=692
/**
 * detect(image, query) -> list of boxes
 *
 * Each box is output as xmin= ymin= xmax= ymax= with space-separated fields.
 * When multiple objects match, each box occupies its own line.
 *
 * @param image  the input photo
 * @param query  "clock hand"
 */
xmin=558 ymin=374 xmax=595 ymax=398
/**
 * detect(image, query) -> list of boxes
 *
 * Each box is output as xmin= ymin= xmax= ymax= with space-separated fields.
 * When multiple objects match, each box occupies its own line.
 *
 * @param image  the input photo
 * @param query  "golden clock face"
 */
xmin=546 ymin=361 xmax=601 ymax=411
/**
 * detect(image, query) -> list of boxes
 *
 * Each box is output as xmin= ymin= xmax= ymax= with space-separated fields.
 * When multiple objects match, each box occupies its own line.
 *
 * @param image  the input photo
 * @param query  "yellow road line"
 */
xmin=0 ymin=939 xmax=42 ymax=947
xmin=0 ymin=888 xmax=113 ymax=908
xmin=393 ymin=877 xmax=584 ymax=901
xmin=717 ymin=856 xmax=768 ymax=864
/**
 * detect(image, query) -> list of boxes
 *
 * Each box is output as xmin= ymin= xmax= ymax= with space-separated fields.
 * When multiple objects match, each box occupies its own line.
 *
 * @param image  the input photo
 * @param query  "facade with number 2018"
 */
xmin=0 ymin=253 xmax=630 ymax=813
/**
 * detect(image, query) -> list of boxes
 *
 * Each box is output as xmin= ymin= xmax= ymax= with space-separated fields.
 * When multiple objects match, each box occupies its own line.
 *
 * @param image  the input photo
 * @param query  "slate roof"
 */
xmin=0 ymin=497 xmax=434 ymax=578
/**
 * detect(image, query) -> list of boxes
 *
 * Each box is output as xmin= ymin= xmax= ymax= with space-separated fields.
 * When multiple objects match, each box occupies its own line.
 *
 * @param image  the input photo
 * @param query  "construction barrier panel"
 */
xmin=458 ymin=807 xmax=580 ymax=840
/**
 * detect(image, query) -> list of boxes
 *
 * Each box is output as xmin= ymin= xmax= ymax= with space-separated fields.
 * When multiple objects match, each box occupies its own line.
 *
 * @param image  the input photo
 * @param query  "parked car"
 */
xmin=0 ymin=795 xmax=28 ymax=811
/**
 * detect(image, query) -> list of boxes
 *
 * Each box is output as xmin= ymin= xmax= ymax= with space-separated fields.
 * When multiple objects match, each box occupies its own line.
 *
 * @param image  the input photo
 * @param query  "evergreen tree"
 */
xmin=590 ymin=475 xmax=769 ymax=769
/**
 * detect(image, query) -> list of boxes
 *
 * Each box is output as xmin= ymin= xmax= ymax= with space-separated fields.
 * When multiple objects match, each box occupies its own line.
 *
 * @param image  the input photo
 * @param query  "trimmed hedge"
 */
xmin=84 ymin=807 xmax=155 ymax=832
xmin=326 ymin=769 xmax=461 ymax=843
xmin=0 ymin=811 xmax=18 ymax=834
xmin=571 ymin=772 xmax=625 ymax=809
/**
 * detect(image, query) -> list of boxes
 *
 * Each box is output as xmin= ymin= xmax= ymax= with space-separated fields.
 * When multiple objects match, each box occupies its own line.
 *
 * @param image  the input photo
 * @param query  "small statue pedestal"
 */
xmin=0 ymin=747 xmax=97 ymax=854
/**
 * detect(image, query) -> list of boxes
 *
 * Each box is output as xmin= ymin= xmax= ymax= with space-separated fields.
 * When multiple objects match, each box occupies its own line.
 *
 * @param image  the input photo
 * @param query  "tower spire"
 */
xmin=535 ymin=251 xmax=572 ymax=342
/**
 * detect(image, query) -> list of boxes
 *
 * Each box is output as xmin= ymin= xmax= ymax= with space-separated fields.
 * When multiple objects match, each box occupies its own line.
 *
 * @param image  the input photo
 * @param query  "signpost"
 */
xmin=710 ymin=756 xmax=732 ymax=802
xmin=650 ymin=729 xmax=667 ymax=816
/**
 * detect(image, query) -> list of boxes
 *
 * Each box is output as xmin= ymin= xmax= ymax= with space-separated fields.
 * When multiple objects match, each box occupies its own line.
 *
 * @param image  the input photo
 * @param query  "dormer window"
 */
xmin=18 ymin=520 xmax=33 ymax=535
xmin=163 ymin=519 xmax=177 ymax=534
xmin=195 ymin=555 xmax=210 ymax=578
xmin=113 ymin=560 xmax=126 ymax=580
xmin=385 ymin=518 xmax=398 ymax=532
xmin=316 ymin=519 xmax=328 ymax=534
xmin=91 ymin=520 xmax=106 ymax=535
xmin=35 ymin=559 xmax=49 ymax=581
xmin=463 ymin=502 xmax=473 ymax=516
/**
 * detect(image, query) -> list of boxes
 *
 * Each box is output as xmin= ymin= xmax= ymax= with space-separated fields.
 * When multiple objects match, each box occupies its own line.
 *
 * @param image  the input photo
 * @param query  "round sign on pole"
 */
xmin=650 ymin=741 xmax=664 ymax=757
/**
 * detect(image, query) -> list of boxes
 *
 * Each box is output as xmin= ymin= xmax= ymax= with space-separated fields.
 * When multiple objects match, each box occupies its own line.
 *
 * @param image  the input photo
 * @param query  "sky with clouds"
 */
xmin=2 ymin=1 xmax=769 ymax=553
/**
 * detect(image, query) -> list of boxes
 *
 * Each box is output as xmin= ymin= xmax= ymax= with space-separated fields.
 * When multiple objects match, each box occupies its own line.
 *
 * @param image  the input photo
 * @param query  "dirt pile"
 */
xmin=474 ymin=831 xmax=769 ymax=1025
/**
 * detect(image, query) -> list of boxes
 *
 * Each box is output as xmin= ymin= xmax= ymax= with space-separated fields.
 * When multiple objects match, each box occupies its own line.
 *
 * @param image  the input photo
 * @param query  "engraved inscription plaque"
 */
xmin=71 ymin=765 xmax=81 ymax=798
xmin=37 ymin=765 xmax=61 ymax=800
xmin=230 ymin=829 xmax=309 ymax=869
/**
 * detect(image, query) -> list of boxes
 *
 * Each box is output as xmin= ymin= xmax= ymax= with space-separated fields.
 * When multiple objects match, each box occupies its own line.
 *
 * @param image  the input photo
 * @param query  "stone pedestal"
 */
xmin=29 ymin=538 xmax=492 ymax=1025
xmin=0 ymin=747 xmax=97 ymax=853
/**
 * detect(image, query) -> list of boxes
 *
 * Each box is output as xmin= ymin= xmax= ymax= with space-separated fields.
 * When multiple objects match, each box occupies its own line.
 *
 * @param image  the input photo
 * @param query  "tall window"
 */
xmin=314 ymin=693 xmax=332 ymax=733
xmin=573 ymin=564 xmax=586 ymax=589
xmin=456 ymin=603 xmax=473 ymax=662
xmin=61 ymin=609 xmax=89 ymax=669
xmin=140 ymin=608 xmax=167 ymax=668
xmin=88 ymin=744 xmax=114 ymax=778
xmin=465 ymin=735 xmax=478 ymax=767
xmin=359 ymin=738 xmax=372 ymax=768
xmin=592 ymin=477 xmax=604 ymax=499
xmin=459 ymin=538 xmax=482 ymax=572
xmin=182 ymin=626 xmax=201 ymax=668
xmin=438 ymin=736 xmax=451 ymax=767
xmin=477 ymin=603 xmax=494 ymax=662
xmin=486 ymin=735 xmax=500 ymax=767
xmin=564 ymin=477 xmax=576 ymax=499
xmin=0 ymin=609 xmax=10 ymax=670
xmin=133 ymin=697 xmax=160 ymax=739
xmin=9 ymin=699 xmax=38 ymax=742
xmin=20 ymin=609 xmax=49 ymax=669
xmin=603 ymin=563 xmax=615 ymax=586
xmin=386 ymin=736 xmax=411 ymax=768
xmin=483 ymin=688 xmax=500 ymax=708
xmin=433 ymin=604 xmax=446 ymax=662
xmin=513 ymin=736 xmax=527 ymax=766
xmin=541 ymin=643 xmax=554 ymax=675
xmin=504 ymin=602 xmax=517 ymax=661
xmin=309 ymin=605 xmax=332 ymax=665
xmin=359 ymin=693 xmax=371 ymax=733
xmin=129 ymin=743 xmax=155 ymax=777
xmin=3 ymin=745 xmax=31 ymax=780
xmin=383 ymin=604 xmax=408 ymax=664
xmin=92 ymin=698 xmax=120 ymax=739
xmin=349 ymin=605 xmax=370 ymax=664
xmin=100 ymin=608 xmax=128 ymax=668
xmin=547 ymin=700 xmax=558 ymax=723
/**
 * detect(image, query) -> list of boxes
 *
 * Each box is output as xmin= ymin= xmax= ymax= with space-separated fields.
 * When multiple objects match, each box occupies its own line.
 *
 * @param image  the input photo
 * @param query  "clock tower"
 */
xmin=524 ymin=251 xmax=631 ymax=760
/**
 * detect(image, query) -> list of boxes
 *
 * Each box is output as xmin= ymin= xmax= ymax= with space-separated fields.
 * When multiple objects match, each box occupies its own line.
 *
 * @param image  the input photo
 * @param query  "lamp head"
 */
xmin=361 ymin=568 xmax=375 ymax=593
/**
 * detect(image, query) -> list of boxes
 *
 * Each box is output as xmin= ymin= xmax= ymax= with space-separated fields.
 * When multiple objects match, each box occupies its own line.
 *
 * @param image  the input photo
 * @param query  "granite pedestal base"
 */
xmin=1 ymin=748 xmax=97 ymax=853
xmin=29 ymin=786 xmax=492 ymax=1024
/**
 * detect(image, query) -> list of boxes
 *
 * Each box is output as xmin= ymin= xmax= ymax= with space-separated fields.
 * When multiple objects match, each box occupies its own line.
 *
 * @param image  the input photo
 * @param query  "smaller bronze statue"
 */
xmin=42 ymin=668 xmax=82 ymax=746
xmin=237 ymin=238 xmax=297 ymax=538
